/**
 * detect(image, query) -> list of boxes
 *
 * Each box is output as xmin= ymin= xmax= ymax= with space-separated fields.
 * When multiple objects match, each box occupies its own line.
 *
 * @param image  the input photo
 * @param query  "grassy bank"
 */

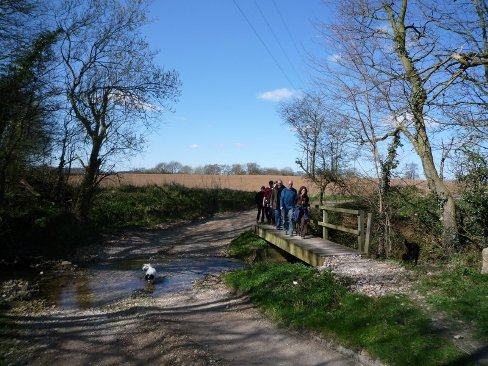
xmin=0 ymin=184 xmax=254 ymax=261
xmin=90 ymin=183 xmax=255 ymax=228
xmin=419 ymin=266 xmax=488 ymax=343
xmin=225 ymin=231 xmax=483 ymax=366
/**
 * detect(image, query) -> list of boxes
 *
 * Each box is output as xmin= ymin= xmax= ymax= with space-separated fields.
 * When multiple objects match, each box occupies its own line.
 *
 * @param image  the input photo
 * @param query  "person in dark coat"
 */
xmin=294 ymin=186 xmax=310 ymax=238
xmin=269 ymin=180 xmax=284 ymax=229
xmin=255 ymin=186 xmax=266 ymax=224
xmin=263 ymin=180 xmax=274 ymax=224
xmin=280 ymin=180 xmax=297 ymax=235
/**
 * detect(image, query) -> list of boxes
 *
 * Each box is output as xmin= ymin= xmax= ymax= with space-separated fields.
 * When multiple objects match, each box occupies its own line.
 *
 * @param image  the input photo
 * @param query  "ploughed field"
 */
xmin=99 ymin=173 xmax=318 ymax=194
xmin=90 ymin=173 xmax=435 ymax=197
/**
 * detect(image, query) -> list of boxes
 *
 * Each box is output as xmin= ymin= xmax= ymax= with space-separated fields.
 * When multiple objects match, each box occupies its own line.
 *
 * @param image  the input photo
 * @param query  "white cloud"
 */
xmin=257 ymin=88 xmax=298 ymax=102
xmin=234 ymin=143 xmax=244 ymax=148
xmin=381 ymin=112 xmax=440 ymax=130
xmin=190 ymin=144 xmax=199 ymax=149
xmin=328 ymin=54 xmax=341 ymax=62
xmin=110 ymin=91 xmax=157 ymax=111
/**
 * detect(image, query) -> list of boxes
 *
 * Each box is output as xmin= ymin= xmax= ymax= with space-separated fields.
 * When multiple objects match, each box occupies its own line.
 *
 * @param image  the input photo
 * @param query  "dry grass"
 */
xmin=94 ymin=174 xmax=440 ymax=198
xmin=100 ymin=174 xmax=318 ymax=194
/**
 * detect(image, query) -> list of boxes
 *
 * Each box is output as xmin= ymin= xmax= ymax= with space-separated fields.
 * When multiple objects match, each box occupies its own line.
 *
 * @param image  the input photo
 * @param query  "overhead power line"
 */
xmin=272 ymin=0 xmax=303 ymax=58
xmin=254 ymin=0 xmax=304 ymax=86
xmin=232 ymin=0 xmax=296 ymax=89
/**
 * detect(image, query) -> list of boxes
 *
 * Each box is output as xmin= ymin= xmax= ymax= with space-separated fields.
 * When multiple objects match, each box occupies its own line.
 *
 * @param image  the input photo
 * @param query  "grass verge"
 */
xmin=228 ymin=231 xmax=269 ymax=260
xmin=225 ymin=233 xmax=466 ymax=366
xmin=90 ymin=183 xmax=254 ymax=228
xmin=418 ymin=266 xmax=488 ymax=342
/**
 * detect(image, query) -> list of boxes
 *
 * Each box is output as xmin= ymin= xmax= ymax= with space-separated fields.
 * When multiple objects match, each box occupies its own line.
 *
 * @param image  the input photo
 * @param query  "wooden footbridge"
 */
xmin=254 ymin=205 xmax=372 ymax=267
xmin=254 ymin=224 xmax=358 ymax=266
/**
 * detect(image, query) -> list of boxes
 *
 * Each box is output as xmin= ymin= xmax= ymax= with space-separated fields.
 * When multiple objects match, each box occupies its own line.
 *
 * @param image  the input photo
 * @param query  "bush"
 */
xmin=1 ymin=182 xmax=254 ymax=262
xmin=0 ymin=207 xmax=97 ymax=262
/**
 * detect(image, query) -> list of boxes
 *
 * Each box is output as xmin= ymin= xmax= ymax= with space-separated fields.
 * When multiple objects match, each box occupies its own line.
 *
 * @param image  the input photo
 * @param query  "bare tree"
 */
xmin=154 ymin=161 xmax=183 ymax=174
xmin=320 ymin=0 xmax=488 ymax=250
xmin=55 ymin=0 xmax=181 ymax=218
xmin=246 ymin=162 xmax=261 ymax=175
xmin=230 ymin=164 xmax=246 ymax=175
xmin=279 ymin=92 xmax=352 ymax=203
xmin=315 ymin=52 xmax=404 ymax=256
xmin=403 ymin=162 xmax=420 ymax=180
xmin=203 ymin=164 xmax=223 ymax=175
xmin=180 ymin=165 xmax=193 ymax=174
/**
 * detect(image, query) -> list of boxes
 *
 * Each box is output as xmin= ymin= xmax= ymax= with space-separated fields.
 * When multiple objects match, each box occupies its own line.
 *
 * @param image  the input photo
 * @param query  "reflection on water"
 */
xmin=38 ymin=257 xmax=245 ymax=311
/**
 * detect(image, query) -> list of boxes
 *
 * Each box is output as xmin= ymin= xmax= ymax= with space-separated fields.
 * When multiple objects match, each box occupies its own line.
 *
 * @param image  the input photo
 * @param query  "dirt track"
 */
xmin=1 ymin=210 xmax=369 ymax=366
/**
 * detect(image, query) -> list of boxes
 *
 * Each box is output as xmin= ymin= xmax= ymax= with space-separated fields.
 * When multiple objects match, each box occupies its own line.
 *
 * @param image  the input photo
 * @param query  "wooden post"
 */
xmin=482 ymin=248 xmax=488 ymax=274
xmin=317 ymin=205 xmax=372 ymax=255
xmin=358 ymin=211 xmax=365 ymax=253
xmin=364 ymin=212 xmax=372 ymax=255
xmin=323 ymin=209 xmax=329 ymax=240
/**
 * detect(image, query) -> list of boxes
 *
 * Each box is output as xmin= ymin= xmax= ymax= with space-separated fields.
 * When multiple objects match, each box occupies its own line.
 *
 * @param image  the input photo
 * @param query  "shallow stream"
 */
xmin=37 ymin=257 xmax=245 ymax=311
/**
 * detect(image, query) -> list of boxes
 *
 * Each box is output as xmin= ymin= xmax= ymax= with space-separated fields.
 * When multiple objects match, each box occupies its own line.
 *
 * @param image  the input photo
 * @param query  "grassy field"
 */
xmin=94 ymin=173 xmax=443 ymax=197
xmin=100 ymin=174 xmax=320 ymax=194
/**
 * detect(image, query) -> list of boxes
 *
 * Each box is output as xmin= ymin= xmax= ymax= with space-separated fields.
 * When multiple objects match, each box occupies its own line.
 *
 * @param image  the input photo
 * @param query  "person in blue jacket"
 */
xmin=280 ymin=180 xmax=297 ymax=235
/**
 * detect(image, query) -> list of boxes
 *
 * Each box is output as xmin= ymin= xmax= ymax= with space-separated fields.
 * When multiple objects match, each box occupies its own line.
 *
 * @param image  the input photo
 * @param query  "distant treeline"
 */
xmin=127 ymin=161 xmax=301 ymax=176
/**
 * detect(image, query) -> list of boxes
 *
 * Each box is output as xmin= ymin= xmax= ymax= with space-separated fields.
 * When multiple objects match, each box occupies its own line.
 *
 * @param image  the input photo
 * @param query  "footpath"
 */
xmin=1 ymin=210 xmax=486 ymax=365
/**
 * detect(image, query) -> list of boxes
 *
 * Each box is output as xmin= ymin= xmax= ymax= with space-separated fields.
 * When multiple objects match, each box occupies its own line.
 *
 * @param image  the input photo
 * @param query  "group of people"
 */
xmin=254 ymin=179 xmax=310 ymax=238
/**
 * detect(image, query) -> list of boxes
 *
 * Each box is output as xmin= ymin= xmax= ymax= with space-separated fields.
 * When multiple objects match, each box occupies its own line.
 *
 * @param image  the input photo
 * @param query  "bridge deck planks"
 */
xmin=254 ymin=224 xmax=359 ymax=267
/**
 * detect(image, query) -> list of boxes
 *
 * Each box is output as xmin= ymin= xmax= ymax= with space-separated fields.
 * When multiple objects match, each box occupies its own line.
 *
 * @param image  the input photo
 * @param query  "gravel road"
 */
xmin=1 ymin=210 xmax=372 ymax=366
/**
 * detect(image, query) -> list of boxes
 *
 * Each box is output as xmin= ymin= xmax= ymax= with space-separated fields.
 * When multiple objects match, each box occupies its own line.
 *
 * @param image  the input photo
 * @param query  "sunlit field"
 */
xmin=99 ymin=174 xmax=319 ymax=194
xmin=93 ymin=174 xmax=439 ymax=198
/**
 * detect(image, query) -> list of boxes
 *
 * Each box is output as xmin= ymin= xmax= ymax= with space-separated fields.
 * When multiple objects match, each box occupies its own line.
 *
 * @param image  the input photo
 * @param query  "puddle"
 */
xmin=38 ymin=257 xmax=245 ymax=310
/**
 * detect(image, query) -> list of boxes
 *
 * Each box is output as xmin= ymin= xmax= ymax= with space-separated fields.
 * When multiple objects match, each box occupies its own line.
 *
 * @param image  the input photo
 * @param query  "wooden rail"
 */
xmin=317 ymin=205 xmax=372 ymax=255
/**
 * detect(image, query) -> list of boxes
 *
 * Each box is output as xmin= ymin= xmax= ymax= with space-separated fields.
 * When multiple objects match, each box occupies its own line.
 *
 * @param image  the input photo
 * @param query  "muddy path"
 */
xmin=1 ymin=210 xmax=366 ymax=366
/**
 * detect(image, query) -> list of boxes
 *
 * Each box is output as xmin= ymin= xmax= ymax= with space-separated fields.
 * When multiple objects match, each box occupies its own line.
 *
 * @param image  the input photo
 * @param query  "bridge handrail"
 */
xmin=318 ymin=205 xmax=360 ymax=215
xmin=317 ymin=205 xmax=372 ymax=255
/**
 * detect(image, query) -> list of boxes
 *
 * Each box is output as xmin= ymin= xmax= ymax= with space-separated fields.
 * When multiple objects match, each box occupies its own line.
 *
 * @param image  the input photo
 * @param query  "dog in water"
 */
xmin=142 ymin=263 xmax=157 ymax=282
xmin=402 ymin=239 xmax=420 ymax=265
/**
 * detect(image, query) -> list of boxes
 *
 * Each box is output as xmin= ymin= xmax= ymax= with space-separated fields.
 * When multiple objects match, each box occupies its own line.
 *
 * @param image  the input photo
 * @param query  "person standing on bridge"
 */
xmin=269 ymin=180 xmax=284 ymax=229
xmin=255 ymin=186 xmax=266 ymax=224
xmin=263 ymin=180 xmax=274 ymax=224
xmin=280 ymin=180 xmax=297 ymax=235
xmin=294 ymin=186 xmax=310 ymax=238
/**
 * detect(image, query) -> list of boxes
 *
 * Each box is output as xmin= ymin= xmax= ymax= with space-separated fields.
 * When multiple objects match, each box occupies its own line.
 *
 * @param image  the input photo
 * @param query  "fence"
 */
xmin=317 ymin=205 xmax=372 ymax=255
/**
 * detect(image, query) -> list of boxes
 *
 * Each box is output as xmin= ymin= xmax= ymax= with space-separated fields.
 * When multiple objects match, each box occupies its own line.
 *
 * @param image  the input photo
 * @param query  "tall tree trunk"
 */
xmin=74 ymin=140 xmax=102 ymax=219
xmin=386 ymin=0 xmax=459 ymax=250
xmin=417 ymin=134 xmax=459 ymax=251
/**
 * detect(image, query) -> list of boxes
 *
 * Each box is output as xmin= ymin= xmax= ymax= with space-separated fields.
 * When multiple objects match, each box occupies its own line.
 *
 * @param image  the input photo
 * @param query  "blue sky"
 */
xmin=122 ymin=0 xmax=332 ymax=171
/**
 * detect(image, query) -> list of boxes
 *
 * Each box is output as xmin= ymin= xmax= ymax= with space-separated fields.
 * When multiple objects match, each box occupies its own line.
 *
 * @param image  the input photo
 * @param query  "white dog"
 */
xmin=142 ymin=263 xmax=157 ymax=282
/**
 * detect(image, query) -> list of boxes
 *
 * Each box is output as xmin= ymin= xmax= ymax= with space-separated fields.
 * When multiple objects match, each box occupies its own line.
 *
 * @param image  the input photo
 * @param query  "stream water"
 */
xmin=37 ymin=257 xmax=245 ymax=311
